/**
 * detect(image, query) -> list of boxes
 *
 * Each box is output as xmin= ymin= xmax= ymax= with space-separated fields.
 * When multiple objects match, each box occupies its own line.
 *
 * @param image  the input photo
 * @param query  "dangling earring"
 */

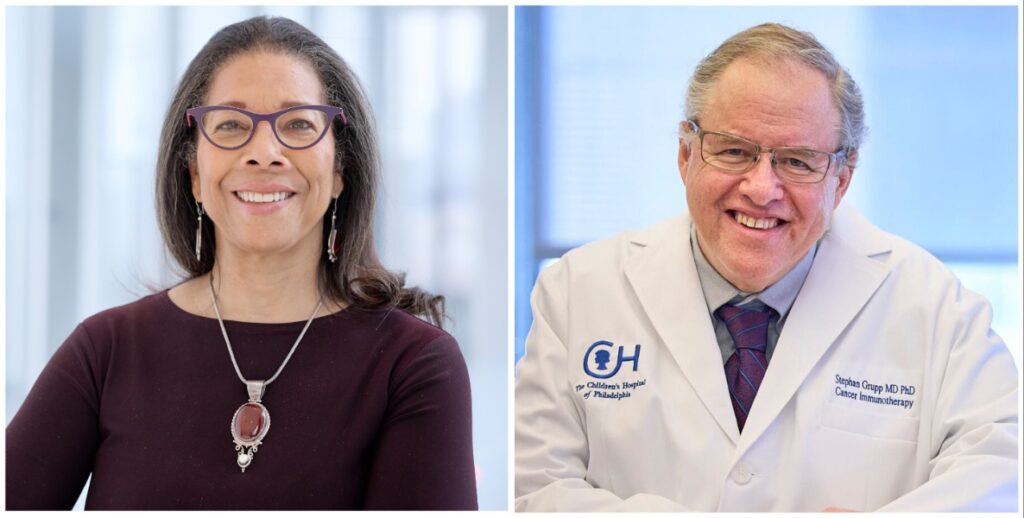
xmin=327 ymin=197 xmax=340 ymax=263
xmin=195 ymin=200 xmax=204 ymax=262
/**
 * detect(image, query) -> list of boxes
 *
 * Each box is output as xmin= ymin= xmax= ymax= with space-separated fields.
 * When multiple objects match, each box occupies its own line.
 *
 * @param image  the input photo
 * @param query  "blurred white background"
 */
xmin=515 ymin=6 xmax=1021 ymax=370
xmin=4 ymin=5 xmax=508 ymax=510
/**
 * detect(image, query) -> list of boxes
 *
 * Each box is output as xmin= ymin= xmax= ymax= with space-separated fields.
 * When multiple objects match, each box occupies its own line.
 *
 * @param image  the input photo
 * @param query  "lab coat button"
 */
xmin=731 ymin=465 xmax=753 ymax=485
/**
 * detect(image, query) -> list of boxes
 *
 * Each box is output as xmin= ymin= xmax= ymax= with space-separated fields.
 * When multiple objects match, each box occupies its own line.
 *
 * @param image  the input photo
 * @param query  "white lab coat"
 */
xmin=515 ymin=204 xmax=1018 ymax=512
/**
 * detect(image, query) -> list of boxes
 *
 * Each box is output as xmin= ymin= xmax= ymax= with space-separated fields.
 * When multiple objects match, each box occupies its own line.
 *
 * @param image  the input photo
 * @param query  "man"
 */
xmin=515 ymin=23 xmax=1018 ymax=512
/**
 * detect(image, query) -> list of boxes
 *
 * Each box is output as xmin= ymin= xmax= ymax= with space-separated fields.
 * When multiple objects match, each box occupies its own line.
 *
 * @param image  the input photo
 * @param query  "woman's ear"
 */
xmin=190 ymin=160 xmax=201 ymax=202
xmin=333 ymin=169 xmax=344 ymax=198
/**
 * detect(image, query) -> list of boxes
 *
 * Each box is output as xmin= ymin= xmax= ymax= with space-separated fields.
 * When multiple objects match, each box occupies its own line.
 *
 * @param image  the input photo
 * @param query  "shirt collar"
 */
xmin=690 ymin=223 xmax=816 ymax=319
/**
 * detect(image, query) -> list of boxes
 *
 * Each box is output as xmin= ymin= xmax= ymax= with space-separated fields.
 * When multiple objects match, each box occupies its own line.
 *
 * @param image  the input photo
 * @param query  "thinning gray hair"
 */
xmin=685 ymin=23 xmax=867 ymax=154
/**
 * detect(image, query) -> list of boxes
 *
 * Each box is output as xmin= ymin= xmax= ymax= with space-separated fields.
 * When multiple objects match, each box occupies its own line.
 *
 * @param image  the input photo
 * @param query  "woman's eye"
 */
xmin=214 ymin=120 xmax=247 ymax=132
xmin=285 ymin=119 xmax=315 ymax=131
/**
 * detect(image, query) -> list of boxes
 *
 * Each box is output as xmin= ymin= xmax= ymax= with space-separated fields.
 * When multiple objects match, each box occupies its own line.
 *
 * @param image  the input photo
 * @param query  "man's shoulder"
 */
xmin=829 ymin=204 xmax=959 ymax=289
xmin=548 ymin=213 xmax=688 ymax=278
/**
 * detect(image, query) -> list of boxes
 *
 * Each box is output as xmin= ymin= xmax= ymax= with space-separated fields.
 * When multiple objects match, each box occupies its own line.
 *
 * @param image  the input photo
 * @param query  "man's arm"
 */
xmin=514 ymin=260 xmax=687 ymax=512
xmin=877 ymin=282 xmax=1018 ymax=511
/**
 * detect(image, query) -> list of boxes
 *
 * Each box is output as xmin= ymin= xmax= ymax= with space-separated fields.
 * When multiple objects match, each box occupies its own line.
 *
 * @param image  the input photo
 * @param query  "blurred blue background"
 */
xmin=5 ymin=5 xmax=507 ymax=510
xmin=515 ymin=6 xmax=1020 ymax=367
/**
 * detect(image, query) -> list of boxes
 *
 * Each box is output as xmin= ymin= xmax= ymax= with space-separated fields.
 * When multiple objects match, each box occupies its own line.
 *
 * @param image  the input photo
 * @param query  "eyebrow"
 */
xmin=714 ymin=130 xmax=825 ymax=151
xmin=215 ymin=101 xmax=314 ymax=110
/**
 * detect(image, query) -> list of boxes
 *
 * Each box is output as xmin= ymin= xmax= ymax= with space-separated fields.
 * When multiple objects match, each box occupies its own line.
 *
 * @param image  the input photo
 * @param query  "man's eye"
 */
xmin=713 ymin=146 xmax=753 ymax=160
xmin=781 ymin=157 xmax=813 ymax=170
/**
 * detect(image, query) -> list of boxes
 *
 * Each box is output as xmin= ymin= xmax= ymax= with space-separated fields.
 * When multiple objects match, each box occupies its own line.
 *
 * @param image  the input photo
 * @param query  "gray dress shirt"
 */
xmin=690 ymin=224 xmax=817 ymax=365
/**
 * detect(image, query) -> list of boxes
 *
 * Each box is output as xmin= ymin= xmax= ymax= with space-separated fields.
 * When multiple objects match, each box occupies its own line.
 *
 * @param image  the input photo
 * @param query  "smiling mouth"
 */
xmin=235 ymin=191 xmax=295 ymax=203
xmin=729 ymin=210 xmax=786 ymax=230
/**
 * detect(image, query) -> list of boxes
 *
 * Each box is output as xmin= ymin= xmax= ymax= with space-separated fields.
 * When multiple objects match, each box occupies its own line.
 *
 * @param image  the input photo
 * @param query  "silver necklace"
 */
xmin=208 ymin=274 xmax=323 ymax=472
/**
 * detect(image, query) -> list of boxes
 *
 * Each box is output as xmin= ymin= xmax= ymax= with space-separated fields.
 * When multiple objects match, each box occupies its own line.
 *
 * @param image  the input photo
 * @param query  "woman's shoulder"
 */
xmin=327 ymin=305 xmax=464 ymax=366
xmin=48 ymin=291 xmax=183 ymax=382
xmin=335 ymin=307 xmax=470 ymax=402
xmin=330 ymin=305 xmax=450 ymax=341
xmin=79 ymin=290 xmax=181 ymax=331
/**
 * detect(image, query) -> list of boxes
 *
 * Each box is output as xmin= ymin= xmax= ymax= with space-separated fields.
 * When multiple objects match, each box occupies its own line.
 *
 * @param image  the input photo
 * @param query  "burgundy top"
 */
xmin=6 ymin=291 xmax=477 ymax=510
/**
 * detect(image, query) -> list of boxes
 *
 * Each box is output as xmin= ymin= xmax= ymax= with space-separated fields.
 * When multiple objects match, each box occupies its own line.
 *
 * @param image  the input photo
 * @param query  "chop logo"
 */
xmin=583 ymin=340 xmax=641 ymax=379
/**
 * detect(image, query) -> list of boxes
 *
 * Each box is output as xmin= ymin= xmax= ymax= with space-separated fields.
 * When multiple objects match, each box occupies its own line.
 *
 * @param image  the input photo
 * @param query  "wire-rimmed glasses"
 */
xmin=185 ymin=105 xmax=347 ymax=150
xmin=680 ymin=119 xmax=847 ymax=184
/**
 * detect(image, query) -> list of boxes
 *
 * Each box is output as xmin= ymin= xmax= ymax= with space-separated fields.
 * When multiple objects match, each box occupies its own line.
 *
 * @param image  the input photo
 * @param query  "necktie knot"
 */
xmin=715 ymin=303 xmax=772 ymax=352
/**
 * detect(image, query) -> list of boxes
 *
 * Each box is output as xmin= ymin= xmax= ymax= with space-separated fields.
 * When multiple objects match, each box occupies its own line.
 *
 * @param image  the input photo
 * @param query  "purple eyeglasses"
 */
xmin=185 ymin=105 xmax=347 ymax=150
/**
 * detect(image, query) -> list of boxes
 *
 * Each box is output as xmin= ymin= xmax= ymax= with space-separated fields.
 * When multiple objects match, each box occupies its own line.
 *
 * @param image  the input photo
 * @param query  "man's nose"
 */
xmin=738 ymin=152 xmax=785 ymax=205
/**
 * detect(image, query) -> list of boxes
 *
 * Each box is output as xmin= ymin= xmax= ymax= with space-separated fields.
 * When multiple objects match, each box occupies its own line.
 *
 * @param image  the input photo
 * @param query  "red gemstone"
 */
xmin=235 ymin=403 xmax=265 ymax=441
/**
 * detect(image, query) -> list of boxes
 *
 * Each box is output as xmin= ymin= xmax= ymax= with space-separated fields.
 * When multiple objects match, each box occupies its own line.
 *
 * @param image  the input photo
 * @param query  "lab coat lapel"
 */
xmin=733 ymin=212 xmax=891 ymax=457
xmin=624 ymin=215 xmax=740 ymax=445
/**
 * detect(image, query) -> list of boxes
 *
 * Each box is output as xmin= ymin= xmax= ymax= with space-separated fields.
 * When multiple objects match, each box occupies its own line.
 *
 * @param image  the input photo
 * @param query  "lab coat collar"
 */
xmin=623 ymin=204 xmax=893 ymax=454
xmin=624 ymin=213 xmax=743 ymax=445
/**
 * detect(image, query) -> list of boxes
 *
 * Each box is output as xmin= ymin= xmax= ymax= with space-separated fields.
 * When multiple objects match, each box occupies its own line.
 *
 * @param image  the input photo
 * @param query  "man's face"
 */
xmin=678 ymin=57 xmax=853 ymax=292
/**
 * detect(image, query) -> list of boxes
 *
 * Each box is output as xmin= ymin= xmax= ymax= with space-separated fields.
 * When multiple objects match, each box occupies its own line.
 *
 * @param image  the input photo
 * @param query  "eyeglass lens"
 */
xmin=702 ymin=132 xmax=831 ymax=181
xmin=200 ymin=108 xmax=331 ymax=149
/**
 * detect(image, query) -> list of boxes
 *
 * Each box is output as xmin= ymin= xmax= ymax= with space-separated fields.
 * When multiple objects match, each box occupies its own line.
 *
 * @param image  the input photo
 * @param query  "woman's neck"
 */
xmin=171 ymin=243 xmax=341 ymax=323
xmin=209 ymin=259 xmax=322 ymax=323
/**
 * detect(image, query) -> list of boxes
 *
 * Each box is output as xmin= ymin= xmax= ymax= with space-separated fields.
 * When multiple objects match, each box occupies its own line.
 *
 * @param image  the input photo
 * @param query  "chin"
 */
xmin=722 ymin=262 xmax=781 ymax=293
xmin=230 ymin=236 xmax=300 ymax=256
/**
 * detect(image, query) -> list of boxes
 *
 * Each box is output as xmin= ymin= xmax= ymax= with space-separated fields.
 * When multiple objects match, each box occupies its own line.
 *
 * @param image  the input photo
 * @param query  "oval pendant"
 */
xmin=232 ymin=402 xmax=270 ymax=445
xmin=231 ymin=401 xmax=270 ymax=472
xmin=235 ymin=403 xmax=268 ymax=441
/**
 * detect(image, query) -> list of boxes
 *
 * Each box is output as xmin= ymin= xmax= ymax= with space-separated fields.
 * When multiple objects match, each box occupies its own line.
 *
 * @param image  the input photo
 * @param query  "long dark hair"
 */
xmin=156 ymin=16 xmax=446 ymax=326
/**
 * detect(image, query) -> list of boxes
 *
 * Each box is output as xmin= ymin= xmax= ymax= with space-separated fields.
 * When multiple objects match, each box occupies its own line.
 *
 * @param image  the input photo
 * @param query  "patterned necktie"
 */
xmin=716 ymin=303 xmax=773 ymax=432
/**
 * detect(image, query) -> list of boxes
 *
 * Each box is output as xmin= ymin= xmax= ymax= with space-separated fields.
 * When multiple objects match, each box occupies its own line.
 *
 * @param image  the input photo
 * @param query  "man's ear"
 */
xmin=678 ymin=137 xmax=692 ymax=185
xmin=832 ymin=149 xmax=857 ymax=209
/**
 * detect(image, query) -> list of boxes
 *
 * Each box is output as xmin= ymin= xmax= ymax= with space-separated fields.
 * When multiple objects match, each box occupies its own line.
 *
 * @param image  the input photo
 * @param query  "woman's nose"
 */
xmin=242 ymin=120 xmax=286 ymax=168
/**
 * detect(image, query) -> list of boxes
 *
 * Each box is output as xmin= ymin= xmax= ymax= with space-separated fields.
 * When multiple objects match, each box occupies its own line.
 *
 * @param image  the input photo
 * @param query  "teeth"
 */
xmin=237 ymin=191 xmax=291 ymax=203
xmin=734 ymin=212 xmax=780 ymax=230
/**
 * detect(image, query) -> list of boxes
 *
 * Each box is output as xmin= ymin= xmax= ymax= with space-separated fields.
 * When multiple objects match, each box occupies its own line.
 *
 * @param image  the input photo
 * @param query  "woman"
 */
xmin=6 ymin=16 xmax=477 ymax=510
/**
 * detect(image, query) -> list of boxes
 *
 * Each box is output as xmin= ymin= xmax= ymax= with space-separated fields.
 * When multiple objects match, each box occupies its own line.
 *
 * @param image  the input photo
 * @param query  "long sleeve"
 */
xmin=877 ymin=282 xmax=1019 ymax=511
xmin=514 ymin=261 xmax=687 ymax=512
xmin=362 ymin=334 xmax=478 ymax=510
xmin=6 ymin=324 xmax=103 ymax=510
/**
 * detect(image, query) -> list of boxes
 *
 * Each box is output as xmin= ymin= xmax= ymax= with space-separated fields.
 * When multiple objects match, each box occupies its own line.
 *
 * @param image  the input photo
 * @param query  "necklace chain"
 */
xmin=208 ymin=273 xmax=323 ymax=386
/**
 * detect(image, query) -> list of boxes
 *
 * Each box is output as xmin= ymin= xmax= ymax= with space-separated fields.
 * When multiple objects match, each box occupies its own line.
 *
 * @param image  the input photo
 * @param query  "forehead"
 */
xmin=205 ymin=50 xmax=325 ymax=107
xmin=702 ymin=56 xmax=840 ymax=149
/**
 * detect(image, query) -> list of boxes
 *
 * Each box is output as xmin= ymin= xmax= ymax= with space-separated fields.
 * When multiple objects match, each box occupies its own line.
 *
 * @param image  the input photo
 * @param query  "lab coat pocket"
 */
xmin=820 ymin=401 xmax=920 ymax=443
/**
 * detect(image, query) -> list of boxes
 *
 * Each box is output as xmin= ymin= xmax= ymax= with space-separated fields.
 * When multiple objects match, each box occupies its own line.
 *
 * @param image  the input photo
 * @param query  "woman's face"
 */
xmin=190 ymin=50 xmax=342 ymax=264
